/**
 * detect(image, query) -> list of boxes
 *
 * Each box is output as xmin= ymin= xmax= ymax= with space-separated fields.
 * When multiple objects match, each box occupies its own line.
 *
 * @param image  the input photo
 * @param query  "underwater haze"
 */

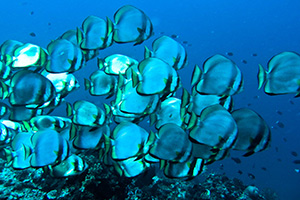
xmin=0 ymin=0 xmax=300 ymax=199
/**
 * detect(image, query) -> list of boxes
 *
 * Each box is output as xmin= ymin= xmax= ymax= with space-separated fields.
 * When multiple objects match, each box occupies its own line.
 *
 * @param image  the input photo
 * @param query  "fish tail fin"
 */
xmin=187 ymin=112 xmax=197 ymax=130
xmin=2 ymin=54 xmax=13 ymax=66
xmin=97 ymin=57 xmax=105 ymax=70
xmin=23 ymin=144 xmax=32 ymax=160
xmin=69 ymin=123 xmax=77 ymax=141
xmin=66 ymin=102 xmax=73 ymax=117
xmin=257 ymin=64 xmax=267 ymax=90
xmin=103 ymin=103 xmax=111 ymax=116
xmin=295 ymin=80 xmax=300 ymax=97
xmin=38 ymin=48 xmax=48 ymax=67
xmin=106 ymin=16 xmax=114 ymax=35
xmin=3 ymin=148 xmax=13 ymax=164
xmin=103 ymin=133 xmax=111 ymax=154
xmin=76 ymin=27 xmax=84 ymax=45
xmin=84 ymin=78 xmax=91 ymax=90
xmin=180 ymin=107 xmax=187 ymax=125
xmin=181 ymin=88 xmax=190 ymax=108
xmin=131 ymin=69 xmax=139 ymax=88
xmin=146 ymin=130 xmax=156 ymax=147
xmin=22 ymin=121 xmax=31 ymax=132
xmin=114 ymin=162 xmax=123 ymax=176
xmin=159 ymin=160 xmax=165 ymax=170
xmin=191 ymin=65 xmax=202 ymax=86
xmin=0 ymin=81 xmax=9 ymax=100
xmin=149 ymin=113 xmax=157 ymax=127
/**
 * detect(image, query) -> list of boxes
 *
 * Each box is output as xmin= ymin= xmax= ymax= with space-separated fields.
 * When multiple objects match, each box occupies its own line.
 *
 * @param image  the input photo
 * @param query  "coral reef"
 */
xmin=0 ymin=153 xmax=278 ymax=200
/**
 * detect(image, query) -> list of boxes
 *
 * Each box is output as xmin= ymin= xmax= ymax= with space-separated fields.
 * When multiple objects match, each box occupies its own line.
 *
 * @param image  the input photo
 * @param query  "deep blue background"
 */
xmin=1 ymin=0 xmax=300 ymax=199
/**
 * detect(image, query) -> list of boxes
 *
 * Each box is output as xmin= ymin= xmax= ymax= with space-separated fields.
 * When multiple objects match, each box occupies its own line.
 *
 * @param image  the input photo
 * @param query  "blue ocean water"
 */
xmin=0 ymin=0 xmax=300 ymax=199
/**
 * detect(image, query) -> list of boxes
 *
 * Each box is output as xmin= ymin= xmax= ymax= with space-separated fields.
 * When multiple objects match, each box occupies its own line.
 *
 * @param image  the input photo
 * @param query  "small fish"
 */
xmin=49 ymin=154 xmax=88 ymax=177
xmin=283 ymin=138 xmax=287 ymax=142
xmin=277 ymin=158 xmax=282 ymax=162
xmin=30 ymin=11 xmax=34 ymax=15
xmin=232 ymin=108 xmax=271 ymax=157
xmin=252 ymin=53 xmax=257 ymax=57
xmin=136 ymin=57 xmax=178 ymax=95
xmin=164 ymin=157 xmax=204 ymax=179
xmin=238 ymin=170 xmax=243 ymax=175
xmin=80 ymin=16 xmax=113 ymax=50
xmin=145 ymin=35 xmax=188 ymax=70
xmin=276 ymin=121 xmax=284 ymax=128
xmin=46 ymin=39 xmax=84 ymax=73
xmin=154 ymin=97 xmax=182 ymax=129
xmin=258 ymin=51 xmax=300 ymax=96
xmin=9 ymin=70 xmax=57 ymax=109
xmin=110 ymin=122 xmax=149 ymax=160
xmin=84 ymin=69 xmax=116 ymax=97
xmin=289 ymin=99 xmax=295 ymax=105
xmin=67 ymin=100 xmax=106 ymax=127
xmin=276 ymin=110 xmax=283 ymax=115
xmin=248 ymin=173 xmax=256 ymax=180
xmin=150 ymin=123 xmax=192 ymax=162
xmin=241 ymin=60 xmax=247 ymax=64
xmin=193 ymin=54 xmax=244 ymax=96
xmin=190 ymin=105 xmax=238 ymax=150
xmin=98 ymin=54 xmax=138 ymax=75
xmin=113 ymin=5 xmax=153 ymax=45
xmin=219 ymin=164 xmax=224 ymax=170
xmin=226 ymin=52 xmax=233 ymax=56
xmin=231 ymin=157 xmax=242 ymax=164
xmin=261 ymin=167 xmax=267 ymax=171
xmin=170 ymin=34 xmax=179 ymax=39
xmin=29 ymin=32 xmax=36 ymax=37
xmin=182 ymin=41 xmax=188 ymax=44
xmin=11 ymin=43 xmax=46 ymax=68
xmin=293 ymin=160 xmax=300 ymax=164
xmin=291 ymin=151 xmax=298 ymax=157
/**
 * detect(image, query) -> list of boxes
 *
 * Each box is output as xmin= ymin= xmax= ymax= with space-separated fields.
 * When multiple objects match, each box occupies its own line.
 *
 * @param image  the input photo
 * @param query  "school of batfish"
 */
xmin=0 ymin=4 xmax=298 ymax=179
